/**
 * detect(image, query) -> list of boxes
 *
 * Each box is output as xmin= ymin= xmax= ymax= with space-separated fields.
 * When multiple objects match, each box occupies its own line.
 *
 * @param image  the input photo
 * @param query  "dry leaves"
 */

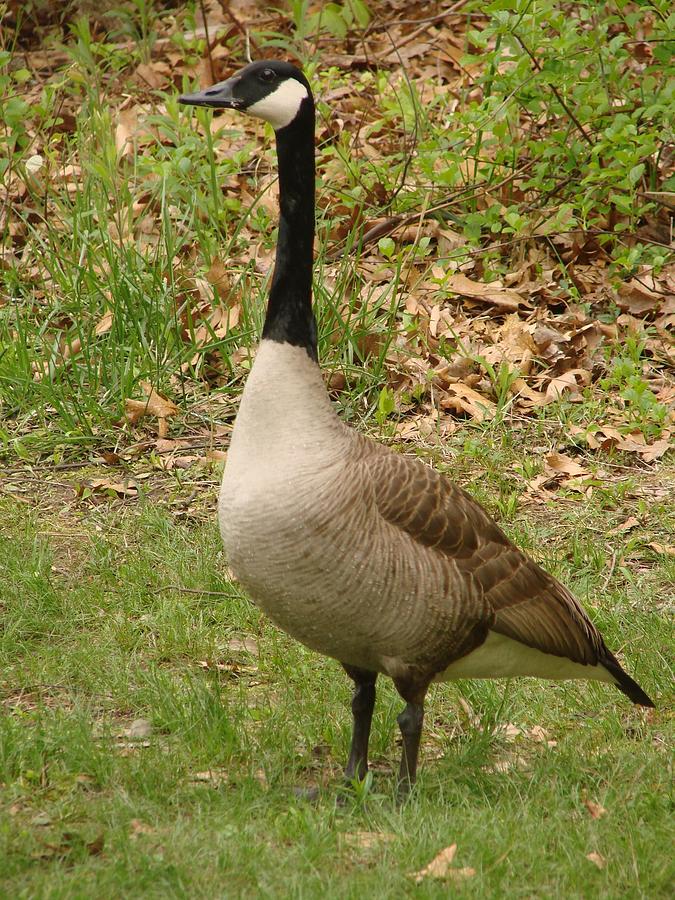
xmin=129 ymin=818 xmax=156 ymax=837
xmin=188 ymin=769 xmax=230 ymax=786
xmin=124 ymin=382 xmax=178 ymax=438
xmin=581 ymin=788 xmax=608 ymax=820
xmin=409 ymin=844 xmax=476 ymax=883
xmin=6 ymin=1 xmax=673 ymax=493
xmin=126 ymin=718 xmax=153 ymax=740
xmin=617 ymin=278 xmax=666 ymax=316
xmin=609 ymin=516 xmax=640 ymax=535
xmin=545 ymin=452 xmax=591 ymax=480
xmin=224 ymin=636 xmax=259 ymax=656
xmin=440 ymin=382 xmax=496 ymax=423
xmin=586 ymin=851 xmax=607 ymax=870
xmin=115 ymin=107 xmax=139 ymax=160
xmin=569 ymin=425 xmax=673 ymax=462
xmin=583 ymin=798 xmax=608 ymax=820
xmin=445 ymin=273 xmax=529 ymax=312
xmin=86 ymin=477 xmax=138 ymax=498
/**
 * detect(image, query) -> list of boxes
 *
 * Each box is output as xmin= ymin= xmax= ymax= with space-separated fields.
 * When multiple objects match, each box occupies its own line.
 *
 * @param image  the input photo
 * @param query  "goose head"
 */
xmin=178 ymin=60 xmax=312 ymax=131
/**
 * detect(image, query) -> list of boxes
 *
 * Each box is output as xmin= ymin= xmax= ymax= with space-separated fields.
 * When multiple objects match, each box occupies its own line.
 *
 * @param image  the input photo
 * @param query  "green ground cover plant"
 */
xmin=1 ymin=0 xmax=673 ymax=895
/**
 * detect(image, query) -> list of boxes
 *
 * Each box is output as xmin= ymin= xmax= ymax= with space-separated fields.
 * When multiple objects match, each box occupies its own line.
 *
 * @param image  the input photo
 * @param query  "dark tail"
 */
xmin=603 ymin=655 xmax=655 ymax=707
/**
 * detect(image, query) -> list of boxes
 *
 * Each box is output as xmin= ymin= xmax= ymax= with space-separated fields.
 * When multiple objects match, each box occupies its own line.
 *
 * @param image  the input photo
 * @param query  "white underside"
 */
xmin=438 ymin=630 xmax=614 ymax=684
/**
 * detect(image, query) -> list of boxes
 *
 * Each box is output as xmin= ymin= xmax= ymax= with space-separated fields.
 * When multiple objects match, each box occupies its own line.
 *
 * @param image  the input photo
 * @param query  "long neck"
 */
xmin=262 ymin=105 xmax=317 ymax=360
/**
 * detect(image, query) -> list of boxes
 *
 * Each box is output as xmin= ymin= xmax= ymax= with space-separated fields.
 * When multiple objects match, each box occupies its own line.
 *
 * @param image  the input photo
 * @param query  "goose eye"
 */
xmin=260 ymin=68 xmax=276 ymax=83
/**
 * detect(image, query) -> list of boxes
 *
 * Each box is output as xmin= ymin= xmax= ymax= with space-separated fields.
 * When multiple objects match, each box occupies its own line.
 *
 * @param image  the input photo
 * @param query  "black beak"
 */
xmin=178 ymin=77 xmax=242 ymax=109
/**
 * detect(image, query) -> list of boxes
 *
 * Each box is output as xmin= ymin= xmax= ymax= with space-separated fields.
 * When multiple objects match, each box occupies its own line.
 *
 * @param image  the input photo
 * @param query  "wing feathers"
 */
xmin=365 ymin=447 xmax=607 ymax=668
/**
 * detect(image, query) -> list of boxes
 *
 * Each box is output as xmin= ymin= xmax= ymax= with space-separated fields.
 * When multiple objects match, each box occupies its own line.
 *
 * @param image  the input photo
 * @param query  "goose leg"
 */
xmin=342 ymin=665 xmax=377 ymax=781
xmin=394 ymin=678 xmax=430 ymax=796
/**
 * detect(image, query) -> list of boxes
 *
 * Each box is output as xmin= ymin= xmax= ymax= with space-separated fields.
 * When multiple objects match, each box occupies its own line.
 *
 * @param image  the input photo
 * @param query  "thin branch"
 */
xmin=216 ymin=0 xmax=261 ymax=57
xmin=198 ymin=0 xmax=216 ymax=84
xmin=366 ymin=0 xmax=472 ymax=35
xmin=147 ymin=584 xmax=242 ymax=598
xmin=512 ymin=32 xmax=594 ymax=147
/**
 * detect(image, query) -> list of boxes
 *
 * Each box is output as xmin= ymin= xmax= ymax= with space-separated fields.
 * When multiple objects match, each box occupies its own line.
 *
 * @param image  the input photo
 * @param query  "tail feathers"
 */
xmin=603 ymin=656 xmax=654 ymax=708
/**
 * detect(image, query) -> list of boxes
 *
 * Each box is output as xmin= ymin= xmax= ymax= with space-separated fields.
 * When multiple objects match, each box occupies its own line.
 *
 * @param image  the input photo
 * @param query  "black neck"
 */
xmin=261 ymin=100 xmax=317 ymax=361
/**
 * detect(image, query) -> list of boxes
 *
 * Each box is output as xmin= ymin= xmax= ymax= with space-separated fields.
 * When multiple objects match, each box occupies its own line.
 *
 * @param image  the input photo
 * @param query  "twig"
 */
xmin=198 ymin=0 xmax=216 ymax=84
xmin=366 ymin=0 xmax=472 ymax=35
xmin=328 ymin=160 xmax=537 ymax=259
xmin=512 ymin=32 xmax=594 ymax=147
xmin=639 ymin=191 xmax=675 ymax=210
xmin=377 ymin=22 xmax=420 ymax=210
xmin=601 ymin=551 xmax=618 ymax=592
xmin=147 ymin=584 xmax=242 ymax=598
xmin=216 ymin=0 xmax=262 ymax=58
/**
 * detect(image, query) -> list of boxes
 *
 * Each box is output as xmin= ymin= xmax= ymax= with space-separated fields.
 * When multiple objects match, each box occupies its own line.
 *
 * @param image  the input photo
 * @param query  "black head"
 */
xmin=178 ymin=60 xmax=313 ymax=131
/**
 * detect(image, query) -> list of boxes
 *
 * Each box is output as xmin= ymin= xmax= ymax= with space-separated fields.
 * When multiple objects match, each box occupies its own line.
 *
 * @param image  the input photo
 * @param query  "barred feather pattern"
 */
xmin=219 ymin=341 xmax=643 ymax=696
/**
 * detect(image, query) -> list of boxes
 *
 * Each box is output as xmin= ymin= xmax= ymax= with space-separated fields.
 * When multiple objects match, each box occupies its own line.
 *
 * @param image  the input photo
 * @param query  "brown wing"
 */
xmin=365 ymin=444 xmax=606 ymax=667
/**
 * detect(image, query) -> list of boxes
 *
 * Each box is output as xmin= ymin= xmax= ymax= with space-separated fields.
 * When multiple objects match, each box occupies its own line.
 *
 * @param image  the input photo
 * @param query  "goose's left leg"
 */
xmin=342 ymin=665 xmax=377 ymax=781
xmin=393 ymin=676 xmax=431 ymax=796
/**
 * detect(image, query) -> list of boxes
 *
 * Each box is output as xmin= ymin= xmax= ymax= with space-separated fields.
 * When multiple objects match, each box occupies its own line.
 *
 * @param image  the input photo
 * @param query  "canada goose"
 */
xmin=179 ymin=61 xmax=654 ymax=795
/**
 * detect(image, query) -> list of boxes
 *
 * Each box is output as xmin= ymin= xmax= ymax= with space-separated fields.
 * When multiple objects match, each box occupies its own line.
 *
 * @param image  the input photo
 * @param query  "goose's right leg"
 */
xmin=342 ymin=665 xmax=377 ymax=781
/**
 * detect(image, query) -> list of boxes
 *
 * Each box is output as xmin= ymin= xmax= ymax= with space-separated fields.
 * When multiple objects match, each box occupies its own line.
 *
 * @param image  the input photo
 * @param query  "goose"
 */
xmin=178 ymin=60 xmax=654 ymax=795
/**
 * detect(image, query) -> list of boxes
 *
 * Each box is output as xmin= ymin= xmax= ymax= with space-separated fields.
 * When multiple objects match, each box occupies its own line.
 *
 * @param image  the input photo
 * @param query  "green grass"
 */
xmin=1 ymin=0 xmax=673 ymax=895
xmin=0 ymin=440 xmax=672 ymax=897
xmin=1 ymin=0 xmax=673 ymax=461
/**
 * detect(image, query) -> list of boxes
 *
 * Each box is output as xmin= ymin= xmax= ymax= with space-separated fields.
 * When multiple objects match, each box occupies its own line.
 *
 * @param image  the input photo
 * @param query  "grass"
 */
xmin=0 ymin=434 xmax=672 ymax=897
xmin=1 ymin=0 xmax=673 ymax=895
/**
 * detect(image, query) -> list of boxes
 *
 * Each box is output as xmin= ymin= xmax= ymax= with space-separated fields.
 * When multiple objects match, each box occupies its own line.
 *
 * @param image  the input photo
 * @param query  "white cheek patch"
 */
xmin=248 ymin=79 xmax=309 ymax=130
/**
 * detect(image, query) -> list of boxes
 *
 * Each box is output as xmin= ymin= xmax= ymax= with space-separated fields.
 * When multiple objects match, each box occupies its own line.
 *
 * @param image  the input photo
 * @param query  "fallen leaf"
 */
xmin=440 ymin=383 xmax=496 ymax=422
xmin=409 ymin=844 xmax=476 ymax=883
xmin=75 ymin=773 xmax=96 ymax=787
xmin=410 ymin=844 xmax=456 ymax=882
xmin=125 ymin=382 xmax=178 ymax=438
xmin=617 ymin=279 xmax=663 ymax=315
xmin=497 ymin=722 xmax=521 ymax=741
xmin=446 ymin=273 xmax=527 ymax=311
xmin=129 ymin=818 xmax=155 ymax=836
xmin=648 ymin=542 xmax=675 ymax=557
xmin=583 ymin=798 xmax=607 ymax=820
xmin=225 ymin=637 xmax=259 ymax=656
xmin=205 ymin=257 xmax=235 ymax=303
xmin=94 ymin=310 xmax=114 ymax=335
xmin=511 ymin=377 xmax=547 ymax=407
xmin=86 ymin=833 xmax=105 ymax=855
xmin=206 ymin=449 xmax=228 ymax=462
xmin=485 ymin=755 xmax=529 ymax=773
xmin=88 ymin=478 xmax=138 ymax=498
xmin=31 ymin=813 xmax=52 ymax=827
xmin=545 ymin=370 xmax=583 ymax=402
xmin=447 ymin=867 xmax=477 ymax=881
xmin=528 ymin=725 xmax=554 ymax=744
xmin=189 ymin=769 xmax=229 ymax=786
xmin=545 ymin=452 xmax=590 ymax=479
xmin=126 ymin=718 xmax=152 ymax=740
xmin=134 ymin=61 xmax=170 ymax=89
xmin=609 ymin=516 xmax=640 ymax=535
xmin=638 ymin=437 xmax=671 ymax=462
xmin=586 ymin=851 xmax=606 ymax=869
xmin=115 ymin=107 xmax=138 ymax=160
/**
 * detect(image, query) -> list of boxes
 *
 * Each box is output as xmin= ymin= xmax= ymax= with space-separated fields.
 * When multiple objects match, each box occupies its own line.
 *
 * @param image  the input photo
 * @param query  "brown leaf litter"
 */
xmin=124 ymin=382 xmax=178 ymax=438
xmin=409 ymin=844 xmax=476 ymax=883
